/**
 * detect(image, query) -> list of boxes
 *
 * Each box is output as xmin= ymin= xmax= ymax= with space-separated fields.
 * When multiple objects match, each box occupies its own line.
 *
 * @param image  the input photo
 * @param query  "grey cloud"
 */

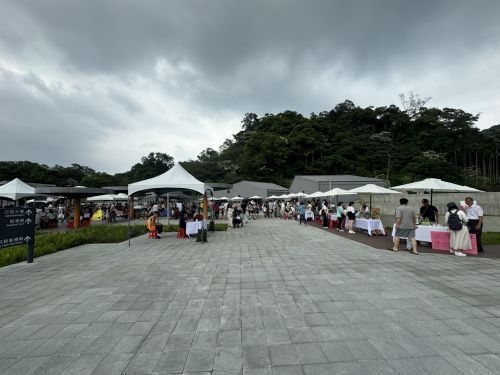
xmin=1 ymin=0 xmax=499 ymax=173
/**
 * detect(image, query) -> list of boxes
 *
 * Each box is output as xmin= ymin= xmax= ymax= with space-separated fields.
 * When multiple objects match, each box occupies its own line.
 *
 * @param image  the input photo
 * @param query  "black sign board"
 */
xmin=0 ymin=207 xmax=36 ymax=250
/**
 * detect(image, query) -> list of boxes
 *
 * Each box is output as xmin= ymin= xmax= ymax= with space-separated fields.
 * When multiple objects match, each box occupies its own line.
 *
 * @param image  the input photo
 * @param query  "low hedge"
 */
xmin=0 ymin=224 xmax=148 ymax=268
xmin=161 ymin=223 xmax=228 ymax=232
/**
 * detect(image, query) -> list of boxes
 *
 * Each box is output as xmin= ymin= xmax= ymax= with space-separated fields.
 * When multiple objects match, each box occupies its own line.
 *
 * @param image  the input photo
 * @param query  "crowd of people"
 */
xmin=391 ymin=196 xmax=484 ymax=256
xmin=33 ymin=193 xmax=486 ymax=257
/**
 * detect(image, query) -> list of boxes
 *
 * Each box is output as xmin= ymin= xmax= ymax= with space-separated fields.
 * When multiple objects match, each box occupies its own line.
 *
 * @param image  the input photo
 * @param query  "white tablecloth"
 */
xmin=391 ymin=224 xmax=448 ymax=241
xmin=186 ymin=221 xmax=206 ymax=236
xmin=354 ymin=219 xmax=386 ymax=236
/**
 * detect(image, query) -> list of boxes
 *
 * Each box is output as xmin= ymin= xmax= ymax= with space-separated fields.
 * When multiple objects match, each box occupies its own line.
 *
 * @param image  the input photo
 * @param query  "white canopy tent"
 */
xmin=87 ymin=193 xmax=129 ymax=202
xmin=128 ymin=163 xmax=211 ymax=196
xmin=0 ymin=178 xmax=35 ymax=201
xmin=266 ymin=195 xmax=279 ymax=199
xmin=127 ymin=163 xmax=213 ymax=244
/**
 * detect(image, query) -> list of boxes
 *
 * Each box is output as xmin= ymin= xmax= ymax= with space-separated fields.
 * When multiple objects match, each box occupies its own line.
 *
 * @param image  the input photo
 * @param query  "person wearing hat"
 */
xmin=445 ymin=202 xmax=470 ymax=257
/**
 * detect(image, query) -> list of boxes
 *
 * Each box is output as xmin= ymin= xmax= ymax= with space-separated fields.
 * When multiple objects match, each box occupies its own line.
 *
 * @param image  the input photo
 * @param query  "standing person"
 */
xmin=336 ymin=202 xmax=345 ymax=231
xmin=420 ymin=198 xmax=439 ymax=224
xmin=298 ymin=202 xmax=306 ymax=225
xmin=391 ymin=198 xmax=418 ymax=255
xmin=226 ymin=204 xmax=234 ymax=228
xmin=346 ymin=202 xmax=356 ymax=234
xmin=445 ymin=202 xmax=469 ymax=257
xmin=321 ymin=200 xmax=329 ymax=229
xmin=465 ymin=196 xmax=484 ymax=253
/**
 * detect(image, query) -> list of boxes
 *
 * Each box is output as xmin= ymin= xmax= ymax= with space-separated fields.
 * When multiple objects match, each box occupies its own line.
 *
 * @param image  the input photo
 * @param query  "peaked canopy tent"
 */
xmin=0 ymin=178 xmax=35 ymax=201
xmin=127 ymin=163 xmax=214 ymax=244
xmin=128 ymin=163 xmax=211 ymax=197
xmin=391 ymin=178 xmax=483 ymax=205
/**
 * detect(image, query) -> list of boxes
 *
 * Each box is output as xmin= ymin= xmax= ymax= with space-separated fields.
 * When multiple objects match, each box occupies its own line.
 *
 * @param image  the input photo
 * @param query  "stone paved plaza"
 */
xmin=1 ymin=219 xmax=500 ymax=374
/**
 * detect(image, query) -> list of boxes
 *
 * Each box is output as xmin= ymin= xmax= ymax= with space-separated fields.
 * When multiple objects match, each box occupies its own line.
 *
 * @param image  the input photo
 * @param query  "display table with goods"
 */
xmin=353 ymin=218 xmax=386 ymax=236
xmin=391 ymin=222 xmax=478 ymax=255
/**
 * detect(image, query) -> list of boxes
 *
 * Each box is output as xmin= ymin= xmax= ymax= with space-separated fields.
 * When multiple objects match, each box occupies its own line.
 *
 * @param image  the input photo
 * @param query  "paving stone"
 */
xmin=184 ymin=348 xmax=216 ymax=372
xmin=214 ymin=345 xmax=243 ymax=370
xmin=152 ymin=350 xmax=188 ymax=374
xmin=242 ymin=345 xmax=271 ymax=368
xmin=90 ymin=353 xmax=134 ymax=375
xmin=2 ymin=219 xmax=500 ymax=373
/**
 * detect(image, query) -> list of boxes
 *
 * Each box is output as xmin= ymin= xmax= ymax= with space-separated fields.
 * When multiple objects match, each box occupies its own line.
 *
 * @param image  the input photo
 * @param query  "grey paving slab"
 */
xmin=2 ymin=219 xmax=500 ymax=373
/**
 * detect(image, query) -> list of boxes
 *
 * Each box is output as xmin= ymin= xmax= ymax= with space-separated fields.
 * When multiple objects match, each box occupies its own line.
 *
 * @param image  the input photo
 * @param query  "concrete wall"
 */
xmin=290 ymin=177 xmax=317 ymax=194
xmin=364 ymin=192 xmax=500 ymax=232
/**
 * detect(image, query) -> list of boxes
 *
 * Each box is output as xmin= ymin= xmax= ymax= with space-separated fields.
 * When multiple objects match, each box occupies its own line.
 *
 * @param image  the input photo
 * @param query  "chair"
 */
xmin=148 ymin=229 xmax=158 ymax=239
xmin=177 ymin=228 xmax=187 ymax=239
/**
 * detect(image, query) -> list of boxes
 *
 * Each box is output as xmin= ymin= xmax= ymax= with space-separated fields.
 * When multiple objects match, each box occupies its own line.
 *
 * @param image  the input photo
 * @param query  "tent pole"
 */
xmin=167 ymin=193 xmax=170 ymax=226
xmin=430 ymin=189 xmax=433 ymax=206
xmin=369 ymin=194 xmax=372 ymax=218
xmin=128 ymin=195 xmax=132 ymax=247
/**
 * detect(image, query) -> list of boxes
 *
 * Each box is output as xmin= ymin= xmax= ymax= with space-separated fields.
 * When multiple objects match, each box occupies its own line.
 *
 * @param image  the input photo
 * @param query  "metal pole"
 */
xmin=128 ymin=195 xmax=132 ymax=246
xmin=167 ymin=193 xmax=170 ymax=226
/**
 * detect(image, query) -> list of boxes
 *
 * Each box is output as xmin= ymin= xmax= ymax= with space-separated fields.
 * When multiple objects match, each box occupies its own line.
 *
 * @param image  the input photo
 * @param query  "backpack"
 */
xmin=448 ymin=211 xmax=463 ymax=230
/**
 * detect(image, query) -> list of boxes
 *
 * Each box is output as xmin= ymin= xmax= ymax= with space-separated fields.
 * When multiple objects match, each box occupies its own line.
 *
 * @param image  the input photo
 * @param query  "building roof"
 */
xmin=295 ymin=175 xmax=385 ymax=183
xmin=238 ymin=181 xmax=289 ymax=190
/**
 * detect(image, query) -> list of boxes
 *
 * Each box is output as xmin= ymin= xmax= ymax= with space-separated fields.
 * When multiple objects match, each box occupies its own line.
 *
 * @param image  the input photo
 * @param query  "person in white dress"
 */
xmin=444 ymin=202 xmax=470 ymax=257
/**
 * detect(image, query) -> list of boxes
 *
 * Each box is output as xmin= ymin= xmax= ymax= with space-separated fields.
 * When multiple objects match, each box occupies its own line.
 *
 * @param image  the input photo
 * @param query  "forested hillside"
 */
xmin=2 ymin=96 xmax=499 ymax=190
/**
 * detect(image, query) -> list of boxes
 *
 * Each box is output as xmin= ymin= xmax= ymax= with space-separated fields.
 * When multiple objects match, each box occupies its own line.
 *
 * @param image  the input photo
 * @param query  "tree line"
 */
xmin=2 ymin=95 xmax=499 ymax=191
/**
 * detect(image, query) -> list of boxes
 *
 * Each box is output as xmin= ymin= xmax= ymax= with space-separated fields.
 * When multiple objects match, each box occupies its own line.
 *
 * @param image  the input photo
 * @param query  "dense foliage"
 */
xmin=1 ymin=96 xmax=499 ymax=190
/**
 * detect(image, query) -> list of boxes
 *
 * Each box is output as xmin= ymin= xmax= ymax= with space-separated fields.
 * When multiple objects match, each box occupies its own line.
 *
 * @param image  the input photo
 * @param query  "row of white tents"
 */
xmin=0 ymin=163 xmax=483 ymax=206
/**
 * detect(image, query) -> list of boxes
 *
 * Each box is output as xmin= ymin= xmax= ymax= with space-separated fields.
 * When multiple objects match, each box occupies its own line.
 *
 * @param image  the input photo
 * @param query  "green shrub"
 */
xmin=0 ymin=224 xmax=148 ymax=268
xmin=483 ymin=232 xmax=500 ymax=246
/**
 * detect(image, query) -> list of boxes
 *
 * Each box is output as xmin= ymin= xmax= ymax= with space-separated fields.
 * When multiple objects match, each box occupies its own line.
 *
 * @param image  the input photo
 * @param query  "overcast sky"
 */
xmin=1 ymin=0 xmax=499 ymax=174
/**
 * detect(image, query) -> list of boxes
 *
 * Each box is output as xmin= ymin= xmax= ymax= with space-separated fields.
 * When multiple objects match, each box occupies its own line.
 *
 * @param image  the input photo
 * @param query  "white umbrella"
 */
xmin=323 ymin=187 xmax=349 ymax=196
xmin=346 ymin=184 xmax=401 ymax=215
xmin=323 ymin=187 xmax=356 ymax=204
xmin=266 ymin=195 xmax=279 ymax=199
xmin=391 ymin=178 xmax=483 ymax=205
xmin=306 ymin=191 xmax=327 ymax=198
xmin=249 ymin=195 xmax=262 ymax=199
xmin=217 ymin=196 xmax=230 ymax=200
xmin=289 ymin=192 xmax=308 ymax=199
xmin=231 ymin=196 xmax=243 ymax=201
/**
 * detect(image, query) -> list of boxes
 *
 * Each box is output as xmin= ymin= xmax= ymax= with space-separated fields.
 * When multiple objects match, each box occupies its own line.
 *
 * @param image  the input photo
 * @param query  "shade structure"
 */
xmin=0 ymin=178 xmax=35 ymax=200
xmin=249 ymin=195 xmax=262 ymax=199
xmin=306 ymin=191 xmax=327 ymax=198
xmin=87 ymin=193 xmax=129 ymax=202
xmin=217 ymin=196 xmax=230 ymax=200
xmin=128 ymin=163 xmax=211 ymax=196
xmin=231 ymin=196 xmax=243 ymax=201
xmin=266 ymin=195 xmax=279 ymax=199
xmin=391 ymin=178 xmax=483 ymax=205
xmin=346 ymin=184 xmax=401 ymax=216
xmin=323 ymin=187 xmax=349 ymax=196
xmin=289 ymin=192 xmax=308 ymax=199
